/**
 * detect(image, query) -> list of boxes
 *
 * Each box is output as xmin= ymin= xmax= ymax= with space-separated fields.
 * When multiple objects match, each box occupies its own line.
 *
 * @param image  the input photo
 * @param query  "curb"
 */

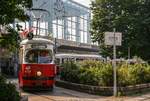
xmin=55 ymin=80 xmax=113 ymax=96
xmin=56 ymin=80 xmax=150 ymax=96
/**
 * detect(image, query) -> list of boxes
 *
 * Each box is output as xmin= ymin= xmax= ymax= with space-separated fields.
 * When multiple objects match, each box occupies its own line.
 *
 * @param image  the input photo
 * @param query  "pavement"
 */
xmin=7 ymin=78 xmax=150 ymax=101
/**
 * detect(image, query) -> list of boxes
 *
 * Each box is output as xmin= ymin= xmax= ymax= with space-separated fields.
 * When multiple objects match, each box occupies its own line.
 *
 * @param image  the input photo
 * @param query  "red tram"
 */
xmin=18 ymin=38 xmax=56 ymax=90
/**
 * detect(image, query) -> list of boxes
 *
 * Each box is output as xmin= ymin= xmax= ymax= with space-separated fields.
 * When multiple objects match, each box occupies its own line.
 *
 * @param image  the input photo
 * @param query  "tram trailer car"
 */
xmin=18 ymin=38 xmax=56 ymax=90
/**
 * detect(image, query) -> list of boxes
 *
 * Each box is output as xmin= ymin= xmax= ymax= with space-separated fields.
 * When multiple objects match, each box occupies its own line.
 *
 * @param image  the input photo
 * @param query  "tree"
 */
xmin=0 ymin=26 xmax=20 ymax=51
xmin=0 ymin=0 xmax=32 ymax=50
xmin=91 ymin=0 xmax=150 ymax=61
xmin=0 ymin=0 xmax=32 ymax=76
xmin=0 ymin=0 xmax=32 ymax=25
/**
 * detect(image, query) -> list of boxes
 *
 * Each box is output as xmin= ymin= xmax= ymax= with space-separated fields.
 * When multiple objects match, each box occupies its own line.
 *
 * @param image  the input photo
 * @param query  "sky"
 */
xmin=73 ymin=0 xmax=92 ymax=7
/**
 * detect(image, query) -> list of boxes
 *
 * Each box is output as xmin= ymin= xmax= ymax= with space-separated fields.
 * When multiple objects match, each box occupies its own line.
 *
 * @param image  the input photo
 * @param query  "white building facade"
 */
xmin=17 ymin=0 xmax=93 ymax=44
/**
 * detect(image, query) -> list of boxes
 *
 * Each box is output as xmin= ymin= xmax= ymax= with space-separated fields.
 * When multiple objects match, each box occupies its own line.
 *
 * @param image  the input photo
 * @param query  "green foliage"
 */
xmin=130 ymin=64 xmax=150 ymax=84
xmin=0 ymin=26 xmax=20 ymax=51
xmin=99 ymin=63 xmax=113 ymax=86
xmin=60 ymin=61 xmax=81 ymax=83
xmin=118 ymin=63 xmax=150 ymax=86
xmin=61 ymin=60 xmax=150 ymax=87
xmin=91 ymin=0 xmax=150 ymax=60
xmin=78 ymin=60 xmax=104 ymax=68
xmin=0 ymin=0 xmax=32 ymax=52
xmin=118 ymin=64 xmax=132 ymax=86
xmin=0 ymin=75 xmax=21 ymax=101
xmin=0 ymin=0 xmax=32 ymax=25
xmin=0 ymin=75 xmax=6 ymax=84
xmin=79 ymin=67 xmax=101 ymax=86
xmin=61 ymin=60 xmax=113 ymax=86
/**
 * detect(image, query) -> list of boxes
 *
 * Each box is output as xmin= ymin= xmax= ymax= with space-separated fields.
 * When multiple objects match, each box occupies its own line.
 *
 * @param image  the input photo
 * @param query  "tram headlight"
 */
xmin=37 ymin=71 xmax=42 ymax=76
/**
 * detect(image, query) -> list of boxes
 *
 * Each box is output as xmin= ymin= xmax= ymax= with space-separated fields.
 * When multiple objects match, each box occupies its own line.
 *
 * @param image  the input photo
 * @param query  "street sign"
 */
xmin=105 ymin=32 xmax=122 ymax=46
xmin=105 ymin=29 xmax=122 ymax=96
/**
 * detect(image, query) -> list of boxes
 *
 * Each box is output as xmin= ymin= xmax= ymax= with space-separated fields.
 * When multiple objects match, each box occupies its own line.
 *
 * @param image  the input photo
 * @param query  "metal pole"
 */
xmin=36 ymin=18 xmax=39 ymax=36
xmin=113 ymin=28 xmax=117 ymax=96
xmin=54 ymin=38 xmax=57 ymax=54
xmin=128 ymin=47 xmax=130 ymax=59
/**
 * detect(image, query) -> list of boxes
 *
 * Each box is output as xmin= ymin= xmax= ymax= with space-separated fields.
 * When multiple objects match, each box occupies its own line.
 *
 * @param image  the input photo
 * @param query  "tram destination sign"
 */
xmin=31 ymin=44 xmax=47 ymax=48
xmin=104 ymin=32 xmax=122 ymax=46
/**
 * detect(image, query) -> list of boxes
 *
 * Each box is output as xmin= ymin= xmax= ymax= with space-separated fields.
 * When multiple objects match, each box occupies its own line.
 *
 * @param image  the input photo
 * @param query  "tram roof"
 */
xmin=55 ymin=53 xmax=103 ymax=59
xmin=20 ymin=38 xmax=54 ymax=45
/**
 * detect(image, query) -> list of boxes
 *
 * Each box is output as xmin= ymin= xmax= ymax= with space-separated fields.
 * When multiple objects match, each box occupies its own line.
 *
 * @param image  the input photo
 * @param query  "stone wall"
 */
xmin=56 ymin=80 xmax=150 ymax=96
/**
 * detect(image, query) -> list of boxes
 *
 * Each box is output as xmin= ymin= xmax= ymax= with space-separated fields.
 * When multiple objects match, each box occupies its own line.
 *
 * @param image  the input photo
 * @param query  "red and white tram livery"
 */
xmin=18 ymin=38 xmax=56 ymax=90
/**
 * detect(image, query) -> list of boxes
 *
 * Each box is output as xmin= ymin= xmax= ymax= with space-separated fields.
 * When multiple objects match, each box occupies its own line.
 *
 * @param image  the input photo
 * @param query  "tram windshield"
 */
xmin=25 ymin=49 xmax=53 ymax=63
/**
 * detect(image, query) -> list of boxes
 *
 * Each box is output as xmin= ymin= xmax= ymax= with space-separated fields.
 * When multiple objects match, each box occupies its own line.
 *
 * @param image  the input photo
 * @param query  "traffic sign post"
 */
xmin=113 ymin=28 xmax=117 ymax=96
xmin=105 ymin=28 xmax=122 ymax=96
xmin=104 ymin=31 xmax=122 ymax=46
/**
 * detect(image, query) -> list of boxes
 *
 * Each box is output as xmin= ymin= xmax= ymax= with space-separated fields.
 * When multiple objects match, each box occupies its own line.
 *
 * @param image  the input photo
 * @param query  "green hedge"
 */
xmin=60 ymin=60 xmax=150 ymax=87
xmin=0 ymin=76 xmax=21 ymax=101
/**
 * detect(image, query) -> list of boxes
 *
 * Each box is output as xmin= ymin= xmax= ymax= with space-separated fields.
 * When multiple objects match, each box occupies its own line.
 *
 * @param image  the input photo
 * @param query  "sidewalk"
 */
xmin=106 ymin=92 xmax=150 ymax=101
xmin=7 ymin=78 xmax=150 ymax=101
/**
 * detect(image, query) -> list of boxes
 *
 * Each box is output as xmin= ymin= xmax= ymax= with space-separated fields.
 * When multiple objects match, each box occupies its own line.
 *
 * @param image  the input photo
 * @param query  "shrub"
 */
xmin=79 ymin=67 xmax=101 ymax=86
xmin=118 ymin=64 xmax=133 ymax=86
xmin=144 ymin=65 xmax=150 ymax=83
xmin=99 ymin=63 xmax=113 ymax=86
xmin=118 ymin=63 xmax=150 ymax=86
xmin=78 ymin=60 xmax=104 ymax=69
xmin=129 ymin=63 xmax=150 ymax=84
xmin=60 ymin=61 xmax=80 ymax=83
xmin=0 ymin=75 xmax=21 ymax=101
xmin=0 ymin=75 xmax=6 ymax=84
xmin=60 ymin=60 xmax=150 ymax=87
